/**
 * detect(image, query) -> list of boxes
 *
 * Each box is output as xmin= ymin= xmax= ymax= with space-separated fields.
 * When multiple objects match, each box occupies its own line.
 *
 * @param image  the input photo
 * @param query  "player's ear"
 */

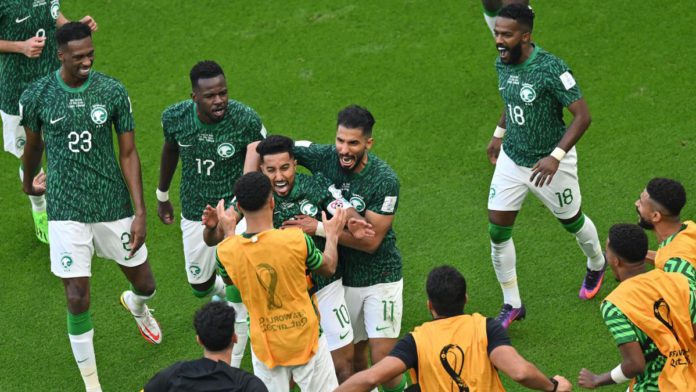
xmin=195 ymin=335 xmax=203 ymax=347
xmin=365 ymin=137 xmax=374 ymax=150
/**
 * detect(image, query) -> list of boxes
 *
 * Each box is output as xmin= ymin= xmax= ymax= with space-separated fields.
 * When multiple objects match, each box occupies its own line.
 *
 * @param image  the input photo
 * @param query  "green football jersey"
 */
xmin=20 ymin=70 xmax=135 ymax=222
xmin=295 ymin=142 xmax=402 ymax=287
xmin=0 ymin=0 xmax=61 ymax=115
xmin=496 ymin=46 xmax=583 ymax=167
xmin=162 ymin=99 xmax=264 ymax=221
xmin=601 ymin=294 xmax=696 ymax=392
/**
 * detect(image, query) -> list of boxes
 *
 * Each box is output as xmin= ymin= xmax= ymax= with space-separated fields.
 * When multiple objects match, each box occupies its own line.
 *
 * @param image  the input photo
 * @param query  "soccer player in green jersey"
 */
xmin=481 ymin=0 xmax=528 ymax=37
xmin=579 ymin=224 xmax=696 ymax=390
xmin=486 ymin=4 xmax=606 ymax=328
xmin=0 ymin=1 xmax=96 ymax=244
xmin=204 ymin=135 xmax=374 ymax=382
xmin=289 ymin=105 xmax=406 ymax=392
xmin=20 ymin=23 xmax=160 ymax=392
xmin=157 ymin=60 xmax=266 ymax=367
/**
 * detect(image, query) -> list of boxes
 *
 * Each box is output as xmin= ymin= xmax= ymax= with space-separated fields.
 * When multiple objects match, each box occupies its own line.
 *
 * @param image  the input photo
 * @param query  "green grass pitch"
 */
xmin=0 ymin=1 xmax=694 ymax=390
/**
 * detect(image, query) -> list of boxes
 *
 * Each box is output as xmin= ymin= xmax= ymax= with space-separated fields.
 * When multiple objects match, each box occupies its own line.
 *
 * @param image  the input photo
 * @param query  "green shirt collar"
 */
xmin=192 ymin=101 xmax=223 ymax=129
xmin=55 ymin=69 xmax=92 ymax=93
xmin=511 ymin=45 xmax=539 ymax=71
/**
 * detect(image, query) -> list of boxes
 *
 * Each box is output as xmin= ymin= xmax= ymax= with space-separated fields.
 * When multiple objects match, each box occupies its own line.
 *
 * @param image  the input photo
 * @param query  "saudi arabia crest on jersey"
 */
xmin=50 ymin=0 xmax=60 ymax=19
xmin=300 ymin=201 xmax=318 ymax=216
xmin=217 ymin=143 xmax=235 ymax=158
xmin=520 ymin=83 xmax=536 ymax=103
xmin=90 ymin=105 xmax=108 ymax=125
xmin=350 ymin=195 xmax=366 ymax=212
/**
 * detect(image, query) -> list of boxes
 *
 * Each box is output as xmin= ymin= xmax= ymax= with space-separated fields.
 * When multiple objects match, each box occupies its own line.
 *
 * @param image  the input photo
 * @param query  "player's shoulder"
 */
xmin=369 ymin=153 xmax=399 ymax=182
xmin=226 ymin=99 xmax=261 ymax=121
xmin=21 ymin=72 xmax=54 ymax=101
xmin=91 ymin=71 xmax=127 ymax=90
xmin=162 ymin=99 xmax=193 ymax=121
xmin=534 ymin=46 xmax=572 ymax=72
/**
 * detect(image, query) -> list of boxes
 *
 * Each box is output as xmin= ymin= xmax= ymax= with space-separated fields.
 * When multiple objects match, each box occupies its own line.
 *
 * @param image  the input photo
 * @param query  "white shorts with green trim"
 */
xmin=180 ymin=217 xmax=217 ymax=284
xmin=1 ymin=110 xmax=25 ymax=158
xmin=488 ymin=146 xmax=582 ymax=220
xmin=345 ymin=279 xmax=403 ymax=342
xmin=49 ymin=217 xmax=148 ymax=278
xmin=316 ymin=278 xmax=353 ymax=351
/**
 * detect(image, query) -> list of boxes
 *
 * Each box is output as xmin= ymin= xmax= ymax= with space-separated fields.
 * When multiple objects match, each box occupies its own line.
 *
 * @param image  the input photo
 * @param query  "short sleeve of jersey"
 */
xmin=215 ymin=250 xmax=230 ymax=281
xmin=389 ymin=333 xmax=417 ymax=370
xmin=18 ymin=85 xmax=41 ymax=132
xmin=601 ymin=300 xmax=639 ymax=346
xmin=485 ymin=318 xmax=512 ymax=354
xmin=366 ymin=174 xmax=399 ymax=215
xmin=690 ymin=290 xmax=696 ymax=324
xmin=663 ymin=258 xmax=696 ymax=292
xmin=547 ymin=58 xmax=582 ymax=107
xmin=161 ymin=107 xmax=177 ymax=143
xmin=294 ymin=141 xmax=333 ymax=172
xmin=112 ymin=83 xmax=135 ymax=134
xmin=304 ymin=233 xmax=323 ymax=271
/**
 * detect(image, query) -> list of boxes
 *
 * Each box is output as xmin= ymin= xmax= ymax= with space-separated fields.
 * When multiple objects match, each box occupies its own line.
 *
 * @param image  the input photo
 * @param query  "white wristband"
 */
xmin=610 ymin=364 xmax=629 ymax=384
xmin=493 ymin=126 xmax=506 ymax=138
xmin=315 ymin=222 xmax=326 ymax=238
xmin=156 ymin=188 xmax=169 ymax=202
xmin=550 ymin=147 xmax=566 ymax=161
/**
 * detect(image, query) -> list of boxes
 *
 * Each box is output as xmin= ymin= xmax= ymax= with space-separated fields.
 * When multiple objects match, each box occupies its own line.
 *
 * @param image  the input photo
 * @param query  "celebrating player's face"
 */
xmin=494 ymin=18 xmax=526 ymax=64
xmin=193 ymin=75 xmax=228 ymax=123
xmin=635 ymin=190 xmax=656 ymax=230
xmin=260 ymin=152 xmax=297 ymax=197
xmin=335 ymin=125 xmax=372 ymax=172
xmin=58 ymin=37 xmax=94 ymax=82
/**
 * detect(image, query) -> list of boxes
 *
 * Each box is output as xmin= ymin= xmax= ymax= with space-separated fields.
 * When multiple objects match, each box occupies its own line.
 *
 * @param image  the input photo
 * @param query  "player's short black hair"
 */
xmin=337 ymin=105 xmax=375 ymax=137
xmin=426 ymin=265 xmax=467 ymax=317
xmin=190 ymin=61 xmax=225 ymax=90
xmin=257 ymin=135 xmax=294 ymax=160
xmin=498 ymin=3 xmax=535 ymax=32
xmin=608 ymin=224 xmax=648 ymax=264
xmin=56 ymin=22 xmax=91 ymax=48
xmin=194 ymin=302 xmax=236 ymax=352
xmin=234 ymin=172 xmax=272 ymax=212
xmin=646 ymin=177 xmax=686 ymax=217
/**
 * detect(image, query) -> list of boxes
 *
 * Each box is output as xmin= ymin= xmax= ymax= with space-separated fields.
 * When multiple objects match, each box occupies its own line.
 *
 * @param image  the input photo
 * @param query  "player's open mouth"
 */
xmin=339 ymin=155 xmax=355 ymax=167
xmin=497 ymin=46 xmax=509 ymax=60
xmin=274 ymin=180 xmax=289 ymax=194
xmin=211 ymin=107 xmax=225 ymax=116
xmin=79 ymin=66 xmax=91 ymax=77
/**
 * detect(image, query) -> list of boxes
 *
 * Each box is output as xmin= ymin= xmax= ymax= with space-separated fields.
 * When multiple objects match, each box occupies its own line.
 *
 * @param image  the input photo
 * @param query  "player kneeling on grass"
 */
xmin=336 ymin=265 xmax=571 ymax=392
xmin=144 ymin=301 xmax=267 ymax=392
xmin=215 ymin=172 xmax=347 ymax=391
xmin=21 ymin=22 xmax=160 ymax=392
xmin=579 ymin=224 xmax=696 ymax=390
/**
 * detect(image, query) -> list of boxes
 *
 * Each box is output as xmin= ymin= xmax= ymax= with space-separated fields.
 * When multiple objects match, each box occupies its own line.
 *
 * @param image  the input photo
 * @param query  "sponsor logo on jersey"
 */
xmin=300 ymin=201 xmax=318 ymax=216
xmin=50 ymin=115 xmax=65 ymax=124
xmin=50 ymin=0 xmax=60 ymax=19
xmin=350 ymin=195 xmax=366 ymax=212
xmin=217 ymin=142 xmax=235 ymax=158
xmin=68 ymin=98 xmax=85 ymax=109
xmin=198 ymin=134 xmax=214 ymax=143
xmin=32 ymin=0 xmax=47 ymax=8
xmin=61 ymin=254 xmax=73 ymax=271
xmin=506 ymin=75 xmax=520 ymax=85
xmin=90 ymin=105 xmax=108 ymax=125
xmin=520 ymin=83 xmax=536 ymax=103
xmin=15 ymin=16 xmax=30 ymax=23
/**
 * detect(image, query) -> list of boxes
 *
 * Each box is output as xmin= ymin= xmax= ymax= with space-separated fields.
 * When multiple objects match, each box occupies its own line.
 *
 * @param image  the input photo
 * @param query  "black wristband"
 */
xmin=548 ymin=377 xmax=559 ymax=392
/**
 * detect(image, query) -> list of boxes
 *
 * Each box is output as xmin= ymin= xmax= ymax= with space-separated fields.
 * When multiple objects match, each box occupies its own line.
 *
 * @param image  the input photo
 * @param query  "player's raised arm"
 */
xmin=314 ymin=208 xmax=348 ymax=277
xmin=490 ymin=345 xmax=572 ymax=391
xmin=578 ymin=342 xmax=645 ymax=388
xmin=244 ymin=140 xmax=262 ymax=173
xmin=157 ymin=140 xmax=179 ymax=224
xmin=56 ymin=13 xmax=98 ymax=31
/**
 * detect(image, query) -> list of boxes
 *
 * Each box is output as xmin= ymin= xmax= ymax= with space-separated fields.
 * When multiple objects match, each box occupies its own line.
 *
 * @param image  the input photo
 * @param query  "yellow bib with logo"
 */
xmin=216 ymin=228 xmax=319 ymax=368
xmin=410 ymin=313 xmax=505 ymax=392
xmin=606 ymin=269 xmax=696 ymax=391
xmin=655 ymin=221 xmax=696 ymax=270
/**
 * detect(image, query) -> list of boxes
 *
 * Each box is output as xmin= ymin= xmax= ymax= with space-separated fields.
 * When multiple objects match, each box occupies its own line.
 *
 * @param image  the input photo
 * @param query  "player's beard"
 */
xmin=507 ymin=42 xmax=524 ymax=64
xmin=339 ymin=150 xmax=366 ymax=173
xmin=636 ymin=207 xmax=655 ymax=230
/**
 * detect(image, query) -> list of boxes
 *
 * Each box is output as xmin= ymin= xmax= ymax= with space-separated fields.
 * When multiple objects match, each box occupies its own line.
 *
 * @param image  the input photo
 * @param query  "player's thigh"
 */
xmin=344 ymin=285 xmax=367 ymax=343
xmin=1 ymin=110 xmax=25 ymax=158
xmin=488 ymin=147 xmax=530 ymax=212
xmin=49 ymin=221 xmax=95 ymax=278
xmin=363 ymin=279 xmax=403 ymax=339
xmin=92 ymin=216 xmax=148 ymax=267
xmin=316 ymin=279 xmax=353 ymax=351
xmin=293 ymin=335 xmax=339 ymax=392
xmin=250 ymin=349 xmax=292 ymax=392
xmin=180 ymin=217 xmax=217 ymax=283
xmin=529 ymin=148 xmax=583 ymax=220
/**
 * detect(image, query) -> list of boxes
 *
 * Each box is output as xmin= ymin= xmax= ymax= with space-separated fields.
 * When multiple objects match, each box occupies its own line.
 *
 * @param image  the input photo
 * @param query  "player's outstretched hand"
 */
xmin=21 ymin=36 xmax=46 ymax=58
xmin=157 ymin=200 xmax=174 ymax=225
xmin=281 ymin=214 xmax=319 ymax=235
xmin=530 ymin=156 xmax=560 ymax=187
xmin=347 ymin=217 xmax=375 ymax=239
xmin=323 ymin=208 xmax=348 ymax=240
xmin=27 ymin=171 xmax=47 ymax=196
xmin=578 ymin=368 xmax=599 ymax=389
xmin=79 ymin=16 xmax=98 ymax=31
xmin=201 ymin=204 xmax=219 ymax=229
xmin=129 ymin=214 xmax=146 ymax=257
xmin=553 ymin=375 xmax=573 ymax=391
xmin=487 ymin=136 xmax=503 ymax=164
xmin=215 ymin=199 xmax=237 ymax=238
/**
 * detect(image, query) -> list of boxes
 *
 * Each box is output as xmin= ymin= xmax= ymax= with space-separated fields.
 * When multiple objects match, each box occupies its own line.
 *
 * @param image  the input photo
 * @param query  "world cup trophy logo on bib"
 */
xmin=256 ymin=263 xmax=283 ymax=310
xmin=439 ymin=344 xmax=469 ymax=392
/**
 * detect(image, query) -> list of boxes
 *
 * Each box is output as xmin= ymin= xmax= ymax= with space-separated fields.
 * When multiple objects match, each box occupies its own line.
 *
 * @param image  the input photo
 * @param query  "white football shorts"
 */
xmin=1 ymin=110 xmax=25 ymax=158
xmin=316 ymin=278 xmax=353 ymax=351
xmin=345 ymin=279 xmax=403 ymax=342
xmin=488 ymin=146 xmax=582 ymax=220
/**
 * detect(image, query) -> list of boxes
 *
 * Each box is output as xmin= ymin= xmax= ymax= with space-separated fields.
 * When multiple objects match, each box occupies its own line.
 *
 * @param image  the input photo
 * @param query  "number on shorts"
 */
xmin=507 ymin=104 xmax=525 ymax=126
xmin=554 ymin=188 xmax=574 ymax=208
xmin=68 ymin=131 xmax=92 ymax=152
xmin=332 ymin=305 xmax=351 ymax=328
xmin=121 ymin=232 xmax=132 ymax=252
xmin=382 ymin=300 xmax=395 ymax=321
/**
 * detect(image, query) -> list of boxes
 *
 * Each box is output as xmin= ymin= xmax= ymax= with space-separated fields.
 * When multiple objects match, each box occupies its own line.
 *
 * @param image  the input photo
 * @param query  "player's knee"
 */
xmin=65 ymin=288 xmax=90 ymax=312
xmin=489 ymin=222 xmax=513 ymax=244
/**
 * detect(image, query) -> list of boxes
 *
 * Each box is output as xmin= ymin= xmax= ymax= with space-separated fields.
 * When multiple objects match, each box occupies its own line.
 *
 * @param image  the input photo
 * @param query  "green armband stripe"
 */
xmin=67 ymin=310 xmax=93 ymax=335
